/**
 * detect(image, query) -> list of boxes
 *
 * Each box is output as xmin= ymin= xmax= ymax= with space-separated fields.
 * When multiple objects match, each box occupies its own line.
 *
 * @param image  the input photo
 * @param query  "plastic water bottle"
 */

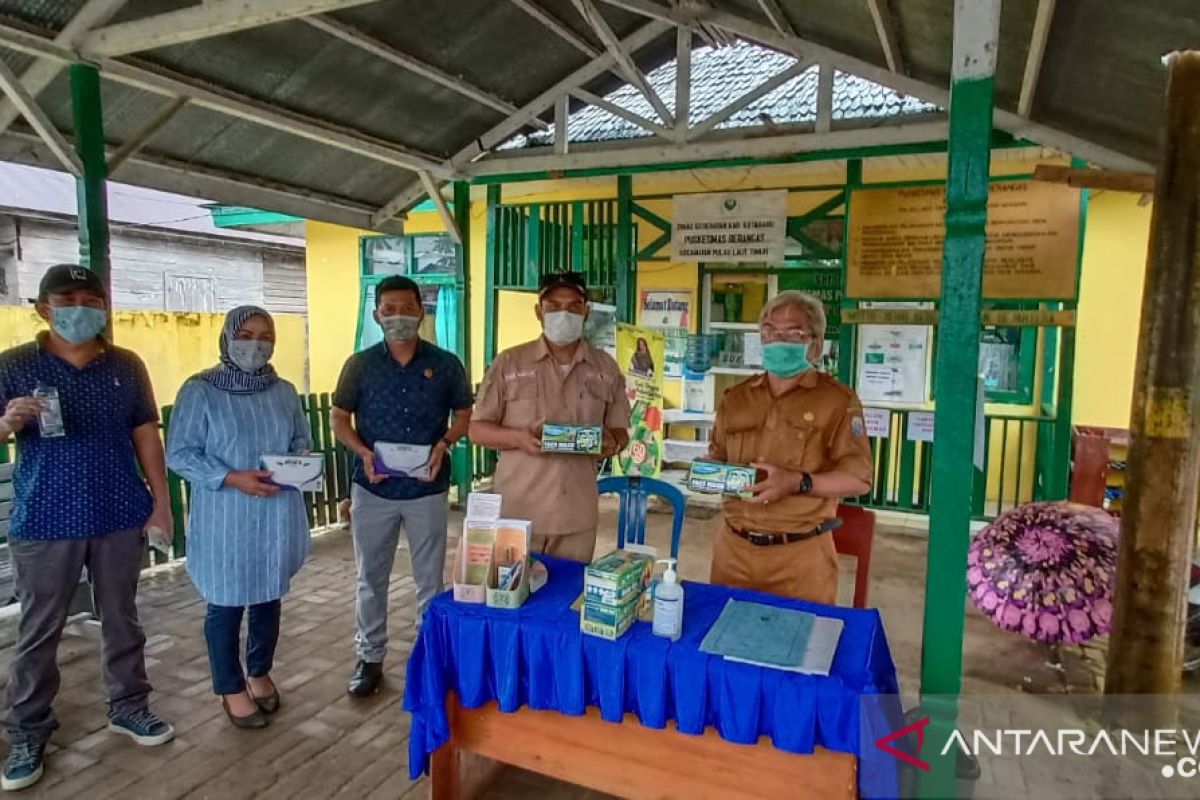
xmin=652 ymin=558 xmax=684 ymax=642
xmin=33 ymin=383 xmax=65 ymax=438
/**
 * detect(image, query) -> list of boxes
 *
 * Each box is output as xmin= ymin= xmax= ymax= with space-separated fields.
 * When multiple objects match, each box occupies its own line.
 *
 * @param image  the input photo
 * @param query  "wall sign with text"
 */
xmin=672 ymin=190 xmax=787 ymax=263
xmin=845 ymin=180 xmax=1081 ymax=300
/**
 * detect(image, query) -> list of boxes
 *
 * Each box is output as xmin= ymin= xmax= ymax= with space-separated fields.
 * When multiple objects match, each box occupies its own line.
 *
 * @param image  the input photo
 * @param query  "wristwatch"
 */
xmin=440 ymin=437 xmax=455 ymax=450
xmin=796 ymin=472 xmax=814 ymax=495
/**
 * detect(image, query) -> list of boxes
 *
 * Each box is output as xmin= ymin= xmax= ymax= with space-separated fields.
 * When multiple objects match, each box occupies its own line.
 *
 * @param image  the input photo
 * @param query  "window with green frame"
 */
xmin=980 ymin=301 xmax=1038 ymax=404
xmin=356 ymin=234 xmax=462 ymax=356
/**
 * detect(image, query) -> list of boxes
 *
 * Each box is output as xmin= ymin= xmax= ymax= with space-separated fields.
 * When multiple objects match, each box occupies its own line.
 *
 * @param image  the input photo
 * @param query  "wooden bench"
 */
xmin=0 ymin=460 xmax=92 ymax=616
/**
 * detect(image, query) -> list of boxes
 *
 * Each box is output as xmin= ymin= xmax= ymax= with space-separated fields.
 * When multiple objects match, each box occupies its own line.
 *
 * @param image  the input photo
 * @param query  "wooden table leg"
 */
xmin=430 ymin=698 xmax=506 ymax=800
xmin=429 ymin=739 xmax=461 ymax=800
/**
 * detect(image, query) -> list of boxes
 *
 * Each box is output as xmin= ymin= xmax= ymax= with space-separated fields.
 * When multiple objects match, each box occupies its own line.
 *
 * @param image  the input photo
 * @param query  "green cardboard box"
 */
xmin=541 ymin=423 xmax=603 ymax=454
xmin=580 ymin=603 xmax=637 ymax=640
xmin=687 ymin=460 xmax=760 ymax=499
xmin=581 ymin=595 xmax=639 ymax=629
xmin=585 ymin=549 xmax=653 ymax=602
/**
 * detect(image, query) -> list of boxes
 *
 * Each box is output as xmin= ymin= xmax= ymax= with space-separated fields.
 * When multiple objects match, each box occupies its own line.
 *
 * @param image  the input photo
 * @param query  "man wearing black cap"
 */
xmin=0 ymin=265 xmax=175 ymax=791
xmin=471 ymin=271 xmax=631 ymax=562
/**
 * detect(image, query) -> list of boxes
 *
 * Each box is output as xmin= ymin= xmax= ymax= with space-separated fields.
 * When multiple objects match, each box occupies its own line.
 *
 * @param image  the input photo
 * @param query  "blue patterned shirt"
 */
xmin=0 ymin=336 xmax=157 ymax=540
xmin=333 ymin=340 xmax=473 ymax=501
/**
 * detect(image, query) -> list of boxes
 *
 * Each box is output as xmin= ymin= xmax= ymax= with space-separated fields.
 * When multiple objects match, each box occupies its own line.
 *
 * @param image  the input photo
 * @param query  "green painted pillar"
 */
xmin=919 ymin=1 xmax=1000 ymax=797
xmin=453 ymin=181 xmax=473 ymax=502
xmin=838 ymin=159 xmax=861 ymax=385
xmin=70 ymin=64 xmax=110 ymax=317
xmin=484 ymin=184 xmax=501 ymax=365
xmin=616 ymin=174 xmax=634 ymax=321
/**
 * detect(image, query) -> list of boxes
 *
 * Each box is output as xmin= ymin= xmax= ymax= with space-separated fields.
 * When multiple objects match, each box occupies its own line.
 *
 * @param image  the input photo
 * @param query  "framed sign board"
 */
xmin=845 ymin=181 xmax=1081 ymax=300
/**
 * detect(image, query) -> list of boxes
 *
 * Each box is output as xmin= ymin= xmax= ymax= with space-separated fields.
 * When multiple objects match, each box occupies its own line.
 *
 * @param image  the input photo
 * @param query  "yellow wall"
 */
xmin=306 ymin=203 xmax=490 ymax=392
xmin=1073 ymin=191 xmax=1152 ymax=428
xmin=303 ymin=161 xmax=1153 ymax=432
xmin=305 ymin=221 xmax=363 ymax=394
xmin=0 ymin=307 xmax=308 ymax=406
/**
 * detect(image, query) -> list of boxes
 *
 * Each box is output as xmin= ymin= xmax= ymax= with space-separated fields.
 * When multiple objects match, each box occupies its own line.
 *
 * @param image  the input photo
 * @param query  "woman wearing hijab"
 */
xmin=167 ymin=307 xmax=312 ymax=729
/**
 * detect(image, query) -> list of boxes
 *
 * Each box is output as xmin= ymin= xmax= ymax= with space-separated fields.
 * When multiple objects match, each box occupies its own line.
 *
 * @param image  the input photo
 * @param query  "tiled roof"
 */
xmin=502 ymin=41 xmax=939 ymax=150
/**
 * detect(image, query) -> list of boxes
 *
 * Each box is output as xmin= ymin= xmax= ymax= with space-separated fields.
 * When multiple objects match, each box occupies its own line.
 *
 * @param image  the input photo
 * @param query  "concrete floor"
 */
xmin=0 ymin=499 xmax=1108 ymax=799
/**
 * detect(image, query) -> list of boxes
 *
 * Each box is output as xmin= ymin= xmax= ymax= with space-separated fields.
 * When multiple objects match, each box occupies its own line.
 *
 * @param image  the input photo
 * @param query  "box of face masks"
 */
xmin=579 ymin=546 xmax=654 ymax=640
xmin=687 ymin=460 xmax=761 ymax=499
xmin=260 ymin=454 xmax=325 ymax=492
xmin=540 ymin=423 xmax=603 ymax=455
xmin=373 ymin=442 xmax=432 ymax=480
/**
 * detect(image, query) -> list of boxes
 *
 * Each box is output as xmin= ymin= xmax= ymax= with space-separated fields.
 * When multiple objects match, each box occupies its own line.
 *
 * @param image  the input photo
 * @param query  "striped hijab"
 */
xmin=196 ymin=305 xmax=279 ymax=394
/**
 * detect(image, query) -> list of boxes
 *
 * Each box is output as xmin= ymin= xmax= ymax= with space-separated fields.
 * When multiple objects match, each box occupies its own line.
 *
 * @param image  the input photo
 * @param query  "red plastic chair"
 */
xmin=833 ymin=503 xmax=875 ymax=609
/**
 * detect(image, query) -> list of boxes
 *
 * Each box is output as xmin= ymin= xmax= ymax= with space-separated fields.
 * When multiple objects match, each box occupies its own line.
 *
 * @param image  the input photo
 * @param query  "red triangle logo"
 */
xmin=876 ymin=715 xmax=931 ymax=772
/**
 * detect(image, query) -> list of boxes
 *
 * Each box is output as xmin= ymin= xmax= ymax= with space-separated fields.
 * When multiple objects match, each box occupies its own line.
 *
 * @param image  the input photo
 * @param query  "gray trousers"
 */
xmin=2 ymin=528 xmax=151 ymax=743
xmin=350 ymin=485 xmax=447 ymax=663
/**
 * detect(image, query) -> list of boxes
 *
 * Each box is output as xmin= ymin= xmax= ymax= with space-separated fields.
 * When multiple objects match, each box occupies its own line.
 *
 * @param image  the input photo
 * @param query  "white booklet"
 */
xmin=374 ymin=442 xmax=433 ymax=480
xmin=261 ymin=454 xmax=325 ymax=492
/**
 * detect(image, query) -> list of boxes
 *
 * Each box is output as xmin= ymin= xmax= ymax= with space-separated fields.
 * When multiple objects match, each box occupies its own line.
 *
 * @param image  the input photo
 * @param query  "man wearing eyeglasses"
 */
xmin=471 ymin=271 xmax=630 ymax=563
xmin=707 ymin=290 xmax=872 ymax=605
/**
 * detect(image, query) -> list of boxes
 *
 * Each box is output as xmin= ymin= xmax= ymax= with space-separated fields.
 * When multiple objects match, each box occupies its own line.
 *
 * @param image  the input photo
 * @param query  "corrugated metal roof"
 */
xmin=0 ymin=160 xmax=301 ymax=246
xmin=0 ymin=0 xmax=1190 ymax=227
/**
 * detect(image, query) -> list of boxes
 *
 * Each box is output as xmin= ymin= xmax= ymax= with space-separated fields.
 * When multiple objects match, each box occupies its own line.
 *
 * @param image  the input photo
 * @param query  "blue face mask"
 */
xmin=761 ymin=342 xmax=813 ymax=378
xmin=51 ymin=305 xmax=107 ymax=344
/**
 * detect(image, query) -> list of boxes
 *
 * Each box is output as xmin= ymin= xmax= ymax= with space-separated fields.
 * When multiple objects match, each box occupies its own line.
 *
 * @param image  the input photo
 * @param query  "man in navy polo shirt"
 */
xmin=331 ymin=275 xmax=473 ymax=697
xmin=0 ymin=265 xmax=175 ymax=792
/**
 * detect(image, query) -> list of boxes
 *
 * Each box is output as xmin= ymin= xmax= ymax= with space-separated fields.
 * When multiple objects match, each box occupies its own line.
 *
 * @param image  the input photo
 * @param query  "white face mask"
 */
xmin=543 ymin=310 xmax=584 ymax=345
xmin=379 ymin=313 xmax=421 ymax=342
xmin=227 ymin=339 xmax=274 ymax=372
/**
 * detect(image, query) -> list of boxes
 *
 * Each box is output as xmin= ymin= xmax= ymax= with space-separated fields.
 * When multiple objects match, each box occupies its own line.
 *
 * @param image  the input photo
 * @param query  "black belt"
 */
xmin=729 ymin=518 xmax=842 ymax=547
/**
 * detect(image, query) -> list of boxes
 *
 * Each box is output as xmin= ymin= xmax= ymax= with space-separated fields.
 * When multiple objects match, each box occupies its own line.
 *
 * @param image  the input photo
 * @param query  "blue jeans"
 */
xmin=203 ymin=600 xmax=281 ymax=695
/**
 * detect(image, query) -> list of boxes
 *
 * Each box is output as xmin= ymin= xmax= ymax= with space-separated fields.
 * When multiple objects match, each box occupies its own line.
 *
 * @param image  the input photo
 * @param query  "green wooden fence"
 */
xmin=851 ymin=409 xmax=1060 ymax=519
xmin=0 ymin=400 xmax=1066 ymax=556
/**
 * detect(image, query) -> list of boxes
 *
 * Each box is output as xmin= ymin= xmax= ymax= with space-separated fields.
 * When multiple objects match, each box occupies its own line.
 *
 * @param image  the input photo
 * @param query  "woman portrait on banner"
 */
xmin=166 ymin=306 xmax=312 ymax=730
xmin=629 ymin=336 xmax=656 ymax=378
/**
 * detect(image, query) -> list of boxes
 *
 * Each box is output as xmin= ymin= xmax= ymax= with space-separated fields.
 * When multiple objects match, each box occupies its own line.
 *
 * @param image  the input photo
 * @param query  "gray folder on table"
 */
xmin=699 ymin=599 xmax=843 ymax=676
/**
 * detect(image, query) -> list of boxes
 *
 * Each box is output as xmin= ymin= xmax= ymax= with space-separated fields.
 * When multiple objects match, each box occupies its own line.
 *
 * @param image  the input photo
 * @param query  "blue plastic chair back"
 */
xmin=596 ymin=475 xmax=687 ymax=559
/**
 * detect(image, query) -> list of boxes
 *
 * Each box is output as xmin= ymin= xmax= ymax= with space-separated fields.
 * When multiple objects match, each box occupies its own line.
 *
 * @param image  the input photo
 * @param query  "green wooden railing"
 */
xmin=851 ymin=410 xmax=1061 ymax=520
xmin=157 ymin=393 xmax=490 ymax=564
xmin=490 ymin=200 xmax=621 ymax=296
xmin=0 ymin=404 xmax=1068 ymax=556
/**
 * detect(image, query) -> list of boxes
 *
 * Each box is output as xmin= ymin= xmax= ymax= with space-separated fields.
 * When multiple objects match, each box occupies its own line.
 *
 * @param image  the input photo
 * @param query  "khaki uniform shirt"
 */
xmin=474 ymin=337 xmax=631 ymax=537
xmin=710 ymin=370 xmax=872 ymax=533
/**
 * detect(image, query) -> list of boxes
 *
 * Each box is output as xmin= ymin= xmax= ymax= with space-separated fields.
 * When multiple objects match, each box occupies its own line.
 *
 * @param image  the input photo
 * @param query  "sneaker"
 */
xmin=1 ymin=736 xmax=45 ymax=792
xmin=107 ymin=708 xmax=175 ymax=747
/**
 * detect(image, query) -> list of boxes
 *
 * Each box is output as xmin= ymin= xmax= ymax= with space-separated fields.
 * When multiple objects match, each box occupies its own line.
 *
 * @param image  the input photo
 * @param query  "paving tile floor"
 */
xmin=0 ymin=500 xmax=1115 ymax=799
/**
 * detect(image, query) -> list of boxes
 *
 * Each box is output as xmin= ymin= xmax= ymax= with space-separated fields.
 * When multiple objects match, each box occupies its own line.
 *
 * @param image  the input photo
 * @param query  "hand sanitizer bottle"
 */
xmin=33 ymin=383 xmax=65 ymax=438
xmin=652 ymin=559 xmax=684 ymax=642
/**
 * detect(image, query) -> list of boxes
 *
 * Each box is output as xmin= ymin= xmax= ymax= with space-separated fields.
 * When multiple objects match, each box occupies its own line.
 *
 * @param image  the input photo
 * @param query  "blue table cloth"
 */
xmin=404 ymin=555 xmax=906 ymax=799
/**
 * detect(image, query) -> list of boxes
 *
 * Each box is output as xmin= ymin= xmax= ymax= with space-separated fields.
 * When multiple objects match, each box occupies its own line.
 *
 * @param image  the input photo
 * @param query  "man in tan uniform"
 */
xmin=471 ymin=272 xmax=631 ymax=562
xmin=708 ymin=290 xmax=872 ymax=605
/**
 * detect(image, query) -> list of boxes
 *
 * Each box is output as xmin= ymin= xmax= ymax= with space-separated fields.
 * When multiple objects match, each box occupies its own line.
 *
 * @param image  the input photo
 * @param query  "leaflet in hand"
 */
xmin=261 ymin=454 xmax=325 ymax=492
xmin=373 ymin=442 xmax=432 ymax=480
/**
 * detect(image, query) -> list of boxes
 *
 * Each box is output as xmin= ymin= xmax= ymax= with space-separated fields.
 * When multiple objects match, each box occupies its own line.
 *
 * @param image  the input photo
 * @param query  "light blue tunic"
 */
xmin=167 ymin=377 xmax=313 ymax=607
